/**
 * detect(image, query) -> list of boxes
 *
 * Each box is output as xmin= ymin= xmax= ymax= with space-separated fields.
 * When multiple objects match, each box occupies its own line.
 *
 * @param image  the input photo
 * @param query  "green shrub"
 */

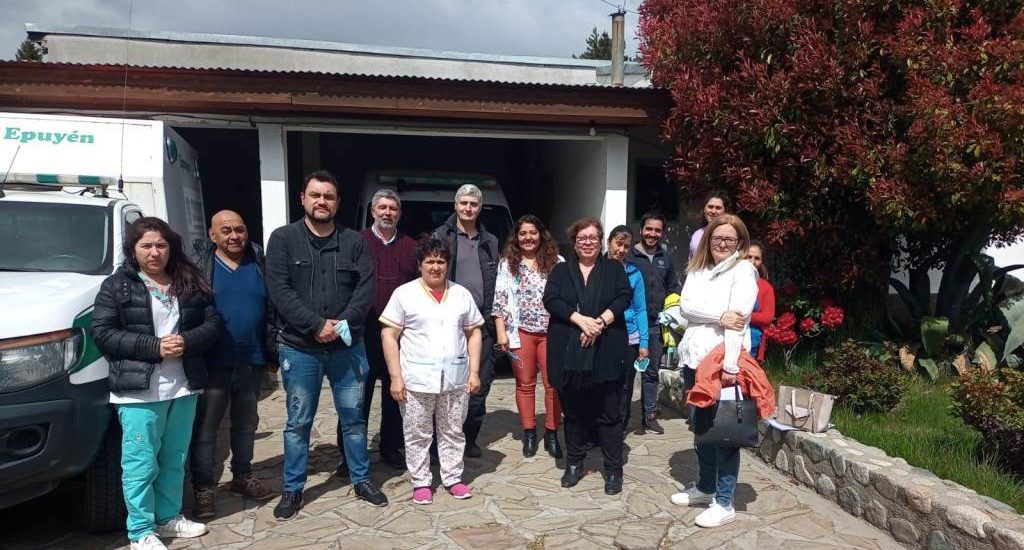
xmin=949 ymin=369 xmax=1024 ymax=475
xmin=803 ymin=340 xmax=910 ymax=413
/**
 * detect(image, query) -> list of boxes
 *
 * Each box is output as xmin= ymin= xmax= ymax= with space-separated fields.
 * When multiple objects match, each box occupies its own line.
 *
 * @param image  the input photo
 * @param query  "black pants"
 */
xmin=462 ymin=329 xmax=496 ymax=447
xmin=622 ymin=327 xmax=667 ymax=429
xmin=338 ymin=324 xmax=404 ymax=456
xmin=682 ymin=366 xmax=696 ymax=420
xmin=190 ymin=364 xmax=264 ymax=488
xmin=560 ymin=380 xmax=624 ymax=473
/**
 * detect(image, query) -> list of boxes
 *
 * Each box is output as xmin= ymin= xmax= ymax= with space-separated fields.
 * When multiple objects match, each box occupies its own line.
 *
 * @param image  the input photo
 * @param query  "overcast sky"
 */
xmin=2 ymin=0 xmax=641 ymax=61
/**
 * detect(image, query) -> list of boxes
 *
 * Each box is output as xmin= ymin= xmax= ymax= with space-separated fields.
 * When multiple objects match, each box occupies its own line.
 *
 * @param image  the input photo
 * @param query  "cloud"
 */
xmin=2 ymin=0 xmax=642 ymax=61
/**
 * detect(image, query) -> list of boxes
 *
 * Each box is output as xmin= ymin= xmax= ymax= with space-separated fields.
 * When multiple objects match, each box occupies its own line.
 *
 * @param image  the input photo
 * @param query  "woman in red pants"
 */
xmin=493 ymin=215 xmax=563 ymax=458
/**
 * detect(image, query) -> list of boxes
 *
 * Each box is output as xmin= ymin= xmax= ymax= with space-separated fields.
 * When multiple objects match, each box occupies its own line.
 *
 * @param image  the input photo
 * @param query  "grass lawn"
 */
xmin=764 ymin=352 xmax=1024 ymax=512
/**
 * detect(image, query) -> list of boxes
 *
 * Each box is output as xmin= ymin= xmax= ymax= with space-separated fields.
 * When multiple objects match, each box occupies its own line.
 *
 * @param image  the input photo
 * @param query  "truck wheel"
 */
xmin=80 ymin=425 xmax=126 ymax=533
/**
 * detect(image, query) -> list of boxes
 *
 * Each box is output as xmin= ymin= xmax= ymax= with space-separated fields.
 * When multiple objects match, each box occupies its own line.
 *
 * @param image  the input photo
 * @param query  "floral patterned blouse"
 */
xmin=492 ymin=258 xmax=558 ymax=340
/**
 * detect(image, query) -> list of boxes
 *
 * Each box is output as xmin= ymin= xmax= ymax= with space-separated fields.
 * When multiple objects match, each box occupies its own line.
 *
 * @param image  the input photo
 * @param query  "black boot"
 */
xmin=561 ymin=464 xmax=585 ymax=488
xmin=544 ymin=429 xmax=563 ymax=459
xmin=604 ymin=471 xmax=623 ymax=495
xmin=522 ymin=429 xmax=538 ymax=458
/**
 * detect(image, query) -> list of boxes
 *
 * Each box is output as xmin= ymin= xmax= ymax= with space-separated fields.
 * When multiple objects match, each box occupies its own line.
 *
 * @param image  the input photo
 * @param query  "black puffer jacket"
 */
xmin=91 ymin=263 xmax=222 ymax=392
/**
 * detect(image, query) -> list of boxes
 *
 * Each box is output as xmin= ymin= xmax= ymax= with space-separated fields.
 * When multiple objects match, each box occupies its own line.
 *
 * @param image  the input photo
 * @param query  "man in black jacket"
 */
xmin=266 ymin=170 xmax=388 ymax=519
xmin=628 ymin=212 xmax=683 ymax=434
xmin=188 ymin=210 xmax=275 ymax=519
xmin=432 ymin=184 xmax=500 ymax=458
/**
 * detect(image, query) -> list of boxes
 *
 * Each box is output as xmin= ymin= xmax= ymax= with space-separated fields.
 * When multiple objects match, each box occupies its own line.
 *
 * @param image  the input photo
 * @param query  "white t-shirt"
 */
xmin=380 ymin=279 xmax=484 ymax=393
xmin=677 ymin=254 xmax=758 ymax=374
xmin=109 ymin=294 xmax=196 ymax=404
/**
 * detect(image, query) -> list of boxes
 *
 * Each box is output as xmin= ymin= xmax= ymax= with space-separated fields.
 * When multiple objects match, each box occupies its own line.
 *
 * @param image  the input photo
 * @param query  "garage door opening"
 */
xmin=173 ymin=127 xmax=262 ymax=244
xmin=285 ymin=130 xmax=611 ymax=249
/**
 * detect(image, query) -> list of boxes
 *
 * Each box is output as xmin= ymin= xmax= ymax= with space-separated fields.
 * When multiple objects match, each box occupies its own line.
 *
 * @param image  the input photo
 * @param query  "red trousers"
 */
xmin=513 ymin=329 xmax=561 ymax=431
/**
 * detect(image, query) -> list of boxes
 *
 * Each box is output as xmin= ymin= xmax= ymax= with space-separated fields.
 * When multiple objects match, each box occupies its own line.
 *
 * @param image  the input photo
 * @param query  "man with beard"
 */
xmin=627 ymin=212 xmax=682 ymax=434
xmin=336 ymin=189 xmax=418 ymax=475
xmin=266 ymin=170 xmax=388 ymax=520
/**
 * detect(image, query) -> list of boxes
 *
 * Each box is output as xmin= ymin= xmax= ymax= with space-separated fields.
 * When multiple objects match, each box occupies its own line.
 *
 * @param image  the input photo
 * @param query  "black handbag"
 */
xmin=690 ymin=385 xmax=760 ymax=448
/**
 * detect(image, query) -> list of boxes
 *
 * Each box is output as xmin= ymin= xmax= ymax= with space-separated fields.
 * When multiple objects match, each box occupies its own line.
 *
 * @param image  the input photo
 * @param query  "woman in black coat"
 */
xmin=543 ymin=217 xmax=632 ymax=495
xmin=91 ymin=217 xmax=220 ymax=549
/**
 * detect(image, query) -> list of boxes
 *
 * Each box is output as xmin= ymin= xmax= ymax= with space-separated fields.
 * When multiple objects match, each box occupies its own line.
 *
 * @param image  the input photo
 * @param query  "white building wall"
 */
xmin=257 ymin=123 xmax=288 ymax=249
xmin=538 ymin=139 xmax=608 ymax=243
xmin=603 ymin=134 xmax=629 ymax=232
xmin=891 ymin=238 xmax=1024 ymax=294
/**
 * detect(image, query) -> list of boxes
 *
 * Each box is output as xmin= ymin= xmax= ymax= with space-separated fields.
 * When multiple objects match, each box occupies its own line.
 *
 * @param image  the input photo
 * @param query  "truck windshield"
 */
xmin=0 ymin=202 xmax=112 ymax=274
xmin=365 ymin=201 xmax=513 ymax=246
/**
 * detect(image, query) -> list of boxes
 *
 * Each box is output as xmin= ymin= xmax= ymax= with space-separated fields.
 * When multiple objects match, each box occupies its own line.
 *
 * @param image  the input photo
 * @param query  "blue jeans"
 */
xmin=695 ymin=443 xmax=741 ymax=507
xmin=279 ymin=344 xmax=370 ymax=490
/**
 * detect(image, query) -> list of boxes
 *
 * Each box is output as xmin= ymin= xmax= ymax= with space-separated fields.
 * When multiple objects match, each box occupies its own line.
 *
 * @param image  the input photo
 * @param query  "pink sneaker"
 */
xmin=412 ymin=486 xmax=433 ymax=505
xmin=447 ymin=482 xmax=472 ymax=499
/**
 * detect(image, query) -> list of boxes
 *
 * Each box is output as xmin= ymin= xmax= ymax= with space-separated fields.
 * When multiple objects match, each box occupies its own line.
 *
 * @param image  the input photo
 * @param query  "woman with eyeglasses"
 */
xmin=543 ymin=218 xmax=632 ymax=495
xmin=493 ymin=215 xmax=563 ymax=459
xmin=670 ymin=214 xmax=759 ymax=528
xmin=688 ymin=191 xmax=730 ymax=261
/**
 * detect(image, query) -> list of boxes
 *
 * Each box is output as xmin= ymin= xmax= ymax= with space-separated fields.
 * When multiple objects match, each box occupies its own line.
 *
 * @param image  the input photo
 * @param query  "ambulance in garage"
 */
xmin=0 ymin=112 xmax=204 ymax=531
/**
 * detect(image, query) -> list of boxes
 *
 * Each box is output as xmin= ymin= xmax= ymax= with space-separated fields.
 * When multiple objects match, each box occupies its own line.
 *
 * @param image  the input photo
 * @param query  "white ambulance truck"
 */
xmin=0 ymin=112 xmax=204 ymax=531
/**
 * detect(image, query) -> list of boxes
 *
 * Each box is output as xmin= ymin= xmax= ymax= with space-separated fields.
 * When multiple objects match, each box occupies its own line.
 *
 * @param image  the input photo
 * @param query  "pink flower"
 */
xmin=799 ymin=317 xmax=818 ymax=333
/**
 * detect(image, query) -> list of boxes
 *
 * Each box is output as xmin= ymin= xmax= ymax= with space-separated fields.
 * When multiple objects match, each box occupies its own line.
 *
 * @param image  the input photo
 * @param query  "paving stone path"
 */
xmin=3 ymin=376 xmax=907 ymax=549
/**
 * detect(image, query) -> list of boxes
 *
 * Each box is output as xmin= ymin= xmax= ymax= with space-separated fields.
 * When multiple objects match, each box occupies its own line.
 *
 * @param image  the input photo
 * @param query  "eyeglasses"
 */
xmin=575 ymin=235 xmax=601 ymax=244
xmin=711 ymin=236 xmax=738 ymax=246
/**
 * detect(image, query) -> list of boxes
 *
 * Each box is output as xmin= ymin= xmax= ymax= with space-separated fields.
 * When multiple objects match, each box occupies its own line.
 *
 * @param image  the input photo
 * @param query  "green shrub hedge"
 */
xmin=803 ymin=340 xmax=910 ymax=413
xmin=949 ymin=369 xmax=1024 ymax=475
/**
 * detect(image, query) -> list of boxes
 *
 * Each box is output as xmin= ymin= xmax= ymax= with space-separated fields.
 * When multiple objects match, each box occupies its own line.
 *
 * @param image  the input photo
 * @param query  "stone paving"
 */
xmin=2 ymin=375 xmax=908 ymax=550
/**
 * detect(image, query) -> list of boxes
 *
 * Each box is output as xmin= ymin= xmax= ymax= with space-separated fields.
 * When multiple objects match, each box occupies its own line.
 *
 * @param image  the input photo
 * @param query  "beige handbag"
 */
xmin=776 ymin=386 xmax=835 ymax=433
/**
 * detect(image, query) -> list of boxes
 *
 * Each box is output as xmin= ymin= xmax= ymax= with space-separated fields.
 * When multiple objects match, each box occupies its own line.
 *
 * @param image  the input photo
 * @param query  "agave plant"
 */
xmin=888 ymin=253 xmax=1024 ymax=380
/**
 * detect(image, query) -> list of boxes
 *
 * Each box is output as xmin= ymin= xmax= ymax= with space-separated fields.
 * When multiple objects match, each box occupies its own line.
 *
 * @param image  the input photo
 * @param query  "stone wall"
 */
xmin=658 ymin=369 xmax=1024 ymax=550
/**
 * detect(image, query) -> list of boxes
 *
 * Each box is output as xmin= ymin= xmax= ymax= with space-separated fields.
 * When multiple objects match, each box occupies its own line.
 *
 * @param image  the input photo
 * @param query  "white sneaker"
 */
xmin=155 ymin=515 xmax=208 ymax=539
xmin=695 ymin=502 xmax=736 ymax=528
xmin=670 ymin=484 xmax=713 ymax=506
xmin=130 ymin=534 xmax=167 ymax=550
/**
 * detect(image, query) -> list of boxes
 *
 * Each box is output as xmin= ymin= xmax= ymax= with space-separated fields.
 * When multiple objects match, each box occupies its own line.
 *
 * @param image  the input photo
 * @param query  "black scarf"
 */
xmin=561 ymin=258 xmax=607 ymax=390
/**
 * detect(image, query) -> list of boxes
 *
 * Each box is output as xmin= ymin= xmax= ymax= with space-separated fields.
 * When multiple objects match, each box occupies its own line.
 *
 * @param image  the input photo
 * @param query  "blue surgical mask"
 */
xmin=634 ymin=357 xmax=650 ymax=372
xmin=334 ymin=319 xmax=353 ymax=346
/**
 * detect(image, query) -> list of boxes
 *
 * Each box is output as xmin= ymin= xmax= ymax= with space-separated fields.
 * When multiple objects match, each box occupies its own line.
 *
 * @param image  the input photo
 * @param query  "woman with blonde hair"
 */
xmin=670 ymin=214 xmax=760 ymax=528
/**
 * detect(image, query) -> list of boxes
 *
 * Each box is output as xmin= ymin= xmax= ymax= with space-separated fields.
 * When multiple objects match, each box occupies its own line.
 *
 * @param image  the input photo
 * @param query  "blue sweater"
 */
xmin=623 ymin=262 xmax=649 ymax=348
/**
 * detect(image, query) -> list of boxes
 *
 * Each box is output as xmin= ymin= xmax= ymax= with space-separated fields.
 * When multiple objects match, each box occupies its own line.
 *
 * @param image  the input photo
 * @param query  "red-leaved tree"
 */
xmin=638 ymin=0 xmax=1024 ymax=310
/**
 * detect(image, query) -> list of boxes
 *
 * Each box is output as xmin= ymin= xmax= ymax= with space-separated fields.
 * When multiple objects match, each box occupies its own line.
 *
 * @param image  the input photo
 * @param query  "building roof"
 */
xmin=26 ymin=23 xmax=614 ymax=70
xmin=25 ymin=23 xmax=650 ymax=88
xmin=0 ymin=61 xmax=670 ymax=126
